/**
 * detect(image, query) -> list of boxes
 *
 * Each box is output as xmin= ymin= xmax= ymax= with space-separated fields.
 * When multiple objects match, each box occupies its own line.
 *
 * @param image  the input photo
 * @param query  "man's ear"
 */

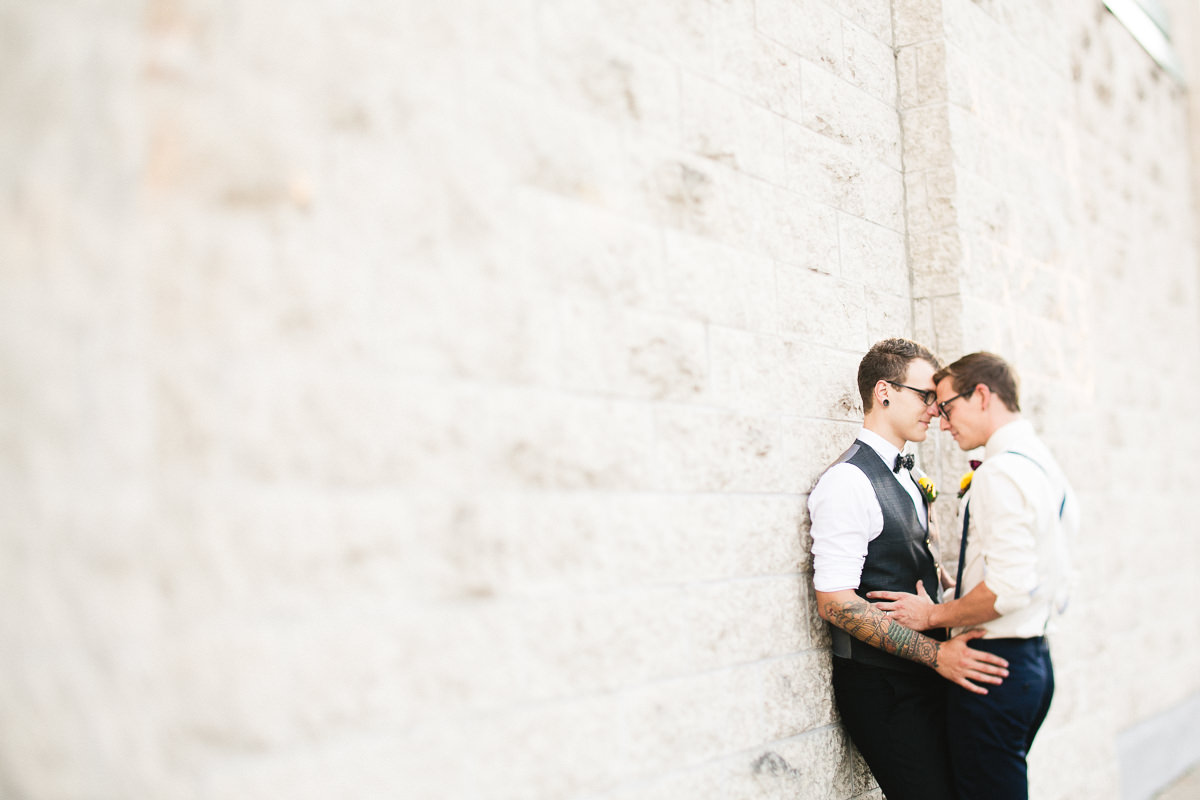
xmin=874 ymin=379 xmax=889 ymax=408
xmin=976 ymin=383 xmax=991 ymax=410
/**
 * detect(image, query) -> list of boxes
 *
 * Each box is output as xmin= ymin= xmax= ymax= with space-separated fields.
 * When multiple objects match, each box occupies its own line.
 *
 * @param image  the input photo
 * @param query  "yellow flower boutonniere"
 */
xmin=912 ymin=467 xmax=938 ymax=503
xmin=958 ymin=459 xmax=982 ymax=498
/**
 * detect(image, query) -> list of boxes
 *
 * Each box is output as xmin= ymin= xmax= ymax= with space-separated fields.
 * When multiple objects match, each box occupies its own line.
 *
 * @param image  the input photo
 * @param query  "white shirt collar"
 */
xmin=857 ymin=427 xmax=905 ymax=470
xmin=984 ymin=419 xmax=1035 ymax=459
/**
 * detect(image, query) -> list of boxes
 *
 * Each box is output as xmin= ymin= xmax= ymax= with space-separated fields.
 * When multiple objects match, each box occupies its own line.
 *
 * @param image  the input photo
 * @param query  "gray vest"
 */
xmin=828 ymin=440 xmax=945 ymax=674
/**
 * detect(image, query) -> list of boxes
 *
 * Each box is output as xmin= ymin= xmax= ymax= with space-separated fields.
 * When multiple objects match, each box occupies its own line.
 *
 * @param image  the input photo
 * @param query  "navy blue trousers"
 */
xmin=946 ymin=637 xmax=1055 ymax=800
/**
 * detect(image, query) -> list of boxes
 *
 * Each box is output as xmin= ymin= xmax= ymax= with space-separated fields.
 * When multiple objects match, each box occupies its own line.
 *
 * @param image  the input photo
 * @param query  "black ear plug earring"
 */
xmin=882 ymin=399 xmax=890 ymax=406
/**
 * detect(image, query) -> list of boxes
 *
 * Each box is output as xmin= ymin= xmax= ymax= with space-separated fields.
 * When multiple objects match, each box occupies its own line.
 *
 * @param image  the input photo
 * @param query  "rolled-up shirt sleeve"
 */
xmin=972 ymin=467 xmax=1039 ymax=615
xmin=808 ymin=464 xmax=881 ymax=592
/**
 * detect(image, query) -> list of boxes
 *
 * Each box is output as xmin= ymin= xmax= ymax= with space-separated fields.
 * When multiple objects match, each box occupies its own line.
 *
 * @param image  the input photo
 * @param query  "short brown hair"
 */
xmin=933 ymin=352 xmax=1021 ymax=412
xmin=858 ymin=338 xmax=940 ymax=412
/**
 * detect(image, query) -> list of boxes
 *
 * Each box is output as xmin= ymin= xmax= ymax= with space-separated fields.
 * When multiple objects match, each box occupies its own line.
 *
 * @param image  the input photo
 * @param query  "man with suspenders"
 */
xmin=809 ymin=340 xmax=1011 ymax=800
xmin=871 ymin=352 xmax=1079 ymax=800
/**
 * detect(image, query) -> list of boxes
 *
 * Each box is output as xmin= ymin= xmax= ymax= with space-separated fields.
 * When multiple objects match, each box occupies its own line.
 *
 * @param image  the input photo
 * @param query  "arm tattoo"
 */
xmin=822 ymin=596 xmax=940 ymax=668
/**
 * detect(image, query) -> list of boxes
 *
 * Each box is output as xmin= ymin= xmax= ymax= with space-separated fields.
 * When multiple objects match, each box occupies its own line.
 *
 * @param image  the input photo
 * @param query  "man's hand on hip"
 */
xmin=934 ymin=629 xmax=1009 ymax=694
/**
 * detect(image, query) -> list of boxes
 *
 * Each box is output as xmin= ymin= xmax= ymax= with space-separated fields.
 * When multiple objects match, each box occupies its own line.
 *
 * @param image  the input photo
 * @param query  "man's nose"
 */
xmin=939 ymin=414 xmax=951 ymax=431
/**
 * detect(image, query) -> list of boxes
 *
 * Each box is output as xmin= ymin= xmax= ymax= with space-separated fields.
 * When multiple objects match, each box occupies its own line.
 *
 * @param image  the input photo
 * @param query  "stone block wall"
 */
xmin=1 ymin=1 xmax=1198 ymax=798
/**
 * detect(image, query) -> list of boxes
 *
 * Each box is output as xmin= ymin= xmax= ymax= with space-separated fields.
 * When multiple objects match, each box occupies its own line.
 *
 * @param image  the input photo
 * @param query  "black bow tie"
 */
xmin=893 ymin=453 xmax=914 ymax=473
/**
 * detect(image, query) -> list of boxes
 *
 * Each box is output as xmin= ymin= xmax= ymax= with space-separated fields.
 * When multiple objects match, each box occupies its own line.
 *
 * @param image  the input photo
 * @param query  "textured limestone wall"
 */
xmin=1 ymin=1 xmax=1198 ymax=799
xmin=0 ymin=1 xmax=905 ymax=798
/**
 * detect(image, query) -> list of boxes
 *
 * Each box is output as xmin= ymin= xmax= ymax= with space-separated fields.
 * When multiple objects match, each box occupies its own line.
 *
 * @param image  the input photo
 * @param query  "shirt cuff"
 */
xmin=992 ymin=588 xmax=1033 ymax=616
xmin=813 ymin=558 xmax=863 ymax=593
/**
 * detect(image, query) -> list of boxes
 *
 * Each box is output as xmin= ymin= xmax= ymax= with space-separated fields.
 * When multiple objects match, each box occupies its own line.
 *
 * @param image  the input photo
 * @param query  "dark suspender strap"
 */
xmin=955 ymin=451 xmax=1067 ymax=602
xmin=954 ymin=501 xmax=969 ymax=600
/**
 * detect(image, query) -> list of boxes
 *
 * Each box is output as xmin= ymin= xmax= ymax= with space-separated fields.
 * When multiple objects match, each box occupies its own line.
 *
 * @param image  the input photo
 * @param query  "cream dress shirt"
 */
xmin=809 ymin=428 xmax=928 ymax=592
xmin=953 ymin=419 xmax=1079 ymax=639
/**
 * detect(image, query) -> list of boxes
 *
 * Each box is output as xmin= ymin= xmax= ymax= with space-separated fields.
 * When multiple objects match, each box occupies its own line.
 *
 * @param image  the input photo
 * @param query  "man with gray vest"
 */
xmin=870 ymin=352 xmax=1077 ymax=800
xmin=809 ymin=339 xmax=1010 ymax=800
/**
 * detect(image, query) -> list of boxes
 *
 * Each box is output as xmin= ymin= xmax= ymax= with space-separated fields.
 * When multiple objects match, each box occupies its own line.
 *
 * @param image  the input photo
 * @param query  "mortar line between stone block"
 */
xmin=573 ymin=722 xmax=849 ymax=800
xmin=435 ymin=646 xmax=841 ymax=725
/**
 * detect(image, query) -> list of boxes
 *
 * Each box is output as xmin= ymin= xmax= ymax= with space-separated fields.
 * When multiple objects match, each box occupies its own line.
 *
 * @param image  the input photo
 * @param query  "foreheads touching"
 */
xmin=857 ymin=338 xmax=940 ymax=413
xmin=932 ymin=352 xmax=1021 ymax=415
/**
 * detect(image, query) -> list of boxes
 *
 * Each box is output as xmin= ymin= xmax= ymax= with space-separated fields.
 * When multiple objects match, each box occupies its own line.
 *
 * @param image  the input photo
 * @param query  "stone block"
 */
xmin=709 ymin=333 xmax=860 ymax=420
xmin=896 ymin=44 xmax=919 ymax=109
xmin=638 ymin=151 xmax=727 ymax=238
xmin=486 ymin=390 xmax=658 ymax=491
xmin=800 ymin=579 xmax=834 ymax=651
xmin=537 ymin=9 xmax=681 ymax=141
xmin=707 ymin=0 xmax=758 ymax=41
xmin=900 ymin=39 xmax=948 ymax=110
xmin=457 ymin=492 xmax=807 ymax=593
xmin=759 ymin=187 xmax=841 ymax=271
xmin=361 ymin=384 xmax=656 ymax=493
xmin=900 ymin=103 xmax=953 ymax=170
xmin=864 ymin=287 xmax=914 ymax=345
xmin=780 ymin=418 xmax=862 ymax=495
xmin=775 ymin=268 xmax=869 ymax=350
xmin=598 ymin=0 xmax=713 ymax=72
xmin=500 ymin=589 xmax=708 ymax=697
xmin=783 ymin=121 xmax=868 ymax=218
xmin=619 ymin=664 xmax=776 ymax=774
xmin=587 ymin=757 xmax=730 ymax=800
xmin=837 ymin=1 xmax=894 ymax=47
xmin=655 ymin=406 xmax=787 ymax=493
xmin=527 ymin=190 xmax=663 ymax=307
xmin=437 ymin=689 xmax=644 ymax=797
xmin=755 ymin=0 xmax=844 ymax=73
xmin=681 ymin=70 xmax=786 ymax=182
xmin=792 ymin=342 xmax=863 ymax=423
xmin=711 ymin=27 xmax=805 ymax=122
xmin=380 ymin=269 xmax=562 ymax=385
xmin=909 ymin=228 xmax=964 ymax=297
xmin=726 ymin=727 xmax=857 ymax=799
xmin=760 ymin=650 xmax=837 ymax=739
xmin=801 ymin=62 xmax=902 ymax=170
xmin=892 ymin=0 xmax=945 ymax=48
xmin=840 ymin=19 xmax=898 ymax=106
xmin=904 ymin=165 xmax=958 ymax=233
xmin=706 ymin=327 xmax=792 ymax=414
xmin=660 ymin=230 xmax=778 ymax=332
xmin=682 ymin=577 xmax=812 ymax=666
xmin=838 ymin=213 xmax=908 ymax=295
xmin=559 ymin=300 xmax=708 ymax=401
xmin=511 ymin=92 xmax=647 ymax=216
xmin=860 ymin=161 xmax=906 ymax=232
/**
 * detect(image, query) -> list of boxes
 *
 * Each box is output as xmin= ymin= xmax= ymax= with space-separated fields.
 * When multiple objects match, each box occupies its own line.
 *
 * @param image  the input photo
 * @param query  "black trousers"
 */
xmin=832 ymin=656 xmax=956 ymax=800
xmin=946 ymin=637 xmax=1054 ymax=800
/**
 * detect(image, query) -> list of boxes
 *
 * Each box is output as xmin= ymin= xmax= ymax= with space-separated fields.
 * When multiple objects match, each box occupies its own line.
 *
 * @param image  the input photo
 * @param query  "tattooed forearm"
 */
xmin=822 ymin=596 xmax=940 ymax=668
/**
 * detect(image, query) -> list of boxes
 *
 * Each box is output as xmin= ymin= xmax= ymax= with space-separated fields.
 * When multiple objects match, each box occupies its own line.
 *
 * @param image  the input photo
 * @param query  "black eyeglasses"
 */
xmin=885 ymin=381 xmax=937 ymax=406
xmin=936 ymin=388 xmax=974 ymax=418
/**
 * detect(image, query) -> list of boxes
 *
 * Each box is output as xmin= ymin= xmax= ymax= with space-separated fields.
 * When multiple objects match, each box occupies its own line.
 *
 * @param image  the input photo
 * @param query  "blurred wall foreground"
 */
xmin=3 ymin=1 xmax=1200 ymax=799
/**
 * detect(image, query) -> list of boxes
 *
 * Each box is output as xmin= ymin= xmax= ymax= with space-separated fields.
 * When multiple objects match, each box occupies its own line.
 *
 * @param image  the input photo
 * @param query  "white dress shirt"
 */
xmin=809 ymin=428 xmax=929 ymax=592
xmin=953 ymin=419 xmax=1079 ymax=639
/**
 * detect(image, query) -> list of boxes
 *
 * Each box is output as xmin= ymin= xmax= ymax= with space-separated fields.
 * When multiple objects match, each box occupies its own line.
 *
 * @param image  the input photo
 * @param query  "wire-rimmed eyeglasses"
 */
xmin=885 ymin=381 xmax=937 ymax=407
xmin=936 ymin=388 xmax=974 ymax=418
